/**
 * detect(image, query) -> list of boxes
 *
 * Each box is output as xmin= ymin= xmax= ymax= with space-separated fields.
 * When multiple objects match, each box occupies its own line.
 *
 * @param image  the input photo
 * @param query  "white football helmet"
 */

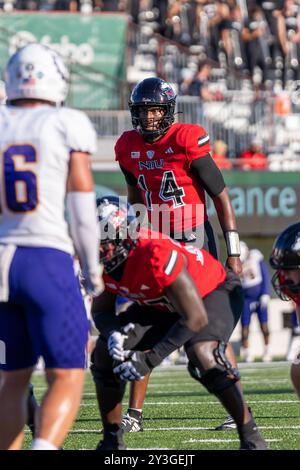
xmin=5 ymin=43 xmax=69 ymax=105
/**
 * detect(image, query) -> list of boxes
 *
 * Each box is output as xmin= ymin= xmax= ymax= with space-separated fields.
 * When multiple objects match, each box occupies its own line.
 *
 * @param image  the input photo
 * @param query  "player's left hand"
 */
xmin=226 ymin=256 xmax=242 ymax=277
xmin=82 ymin=265 xmax=104 ymax=297
xmin=113 ymin=351 xmax=151 ymax=381
xmin=259 ymin=294 xmax=270 ymax=309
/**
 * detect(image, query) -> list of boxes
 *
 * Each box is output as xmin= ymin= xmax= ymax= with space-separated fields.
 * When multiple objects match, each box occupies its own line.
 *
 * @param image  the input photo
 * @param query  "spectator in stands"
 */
xmin=239 ymin=241 xmax=272 ymax=363
xmin=165 ymin=0 xmax=198 ymax=46
xmin=55 ymin=0 xmax=79 ymax=10
xmin=15 ymin=0 xmax=39 ymax=9
xmin=211 ymin=139 xmax=232 ymax=170
xmin=257 ymin=0 xmax=285 ymax=74
xmin=183 ymin=60 xmax=224 ymax=101
xmin=238 ymin=137 xmax=268 ymax=170
xmin=276 ymin=0 xmax=300 ymax=82
xmin=227 ymin=1 xmax=248 ymax=70
xmin=241 ymin=5 xmax=273 ymax=86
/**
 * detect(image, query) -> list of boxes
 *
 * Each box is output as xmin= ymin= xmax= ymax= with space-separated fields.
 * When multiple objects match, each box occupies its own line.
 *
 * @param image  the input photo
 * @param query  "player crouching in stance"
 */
xmin=270 ymin=223 xmax=300 ymax=398
xmin=91 ymin=196 xmax=267 ymax=450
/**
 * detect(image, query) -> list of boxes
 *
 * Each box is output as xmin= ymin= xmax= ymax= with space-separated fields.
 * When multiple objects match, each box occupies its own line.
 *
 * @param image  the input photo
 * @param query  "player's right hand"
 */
xmin=82 ymin=264 xmax=104 ymax=297
xmin=108 ymin=323 xmax=135 ymax=361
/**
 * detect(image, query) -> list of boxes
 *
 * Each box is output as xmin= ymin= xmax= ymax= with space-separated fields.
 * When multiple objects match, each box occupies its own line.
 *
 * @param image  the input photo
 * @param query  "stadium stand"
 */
xmin=2 ymin=0 xmax=300 ymax=168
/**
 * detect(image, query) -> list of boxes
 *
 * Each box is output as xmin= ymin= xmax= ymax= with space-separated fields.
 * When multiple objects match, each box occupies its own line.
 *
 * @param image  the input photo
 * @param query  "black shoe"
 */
xmin=240 ymin=433 xmax=268 ymax=450
xmin=239 ymin=419 xmax=268 ymax=450
xmin=96 ymin=427 xmax=126 ymax=450
xmin=121 ymin=413 xmax=144 ymax=433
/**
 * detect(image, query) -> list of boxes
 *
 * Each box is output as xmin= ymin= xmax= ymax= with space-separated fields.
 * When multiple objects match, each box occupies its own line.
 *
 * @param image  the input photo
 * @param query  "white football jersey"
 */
xmin=241 ymin=249 xmax=264 ymax=289
xmin=0 ymin=105 xmax=97 ymax=254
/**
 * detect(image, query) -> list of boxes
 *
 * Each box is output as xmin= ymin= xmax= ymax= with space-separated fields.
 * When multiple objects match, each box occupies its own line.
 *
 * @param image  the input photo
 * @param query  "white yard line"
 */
xmin=23 ymin=425 xmax=299 ymax=433
xmin=79 ymin=398 xmax=298 ymax=407
xmin=183 ymin=438 xmax=281 ymax=443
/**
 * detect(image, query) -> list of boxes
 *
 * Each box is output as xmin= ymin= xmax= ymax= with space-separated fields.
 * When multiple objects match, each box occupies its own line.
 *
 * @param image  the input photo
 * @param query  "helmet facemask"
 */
xmin=271 ymin=271 xmax=300 ymax=301
xmin=100 ymin=237 xmax=137 ymax=274
xmin=130 ymin=101 xmax=175 ymax=142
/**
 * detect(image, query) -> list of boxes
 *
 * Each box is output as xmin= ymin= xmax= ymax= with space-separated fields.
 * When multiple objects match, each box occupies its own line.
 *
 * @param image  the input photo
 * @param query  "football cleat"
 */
xmin=239 ymin=433 xmax=268 ymax=450
xmin=214 ymin=414 xmax=236 ymax=430
xmin=121 ymin=413 xmax=144 ymax=433
xmin=215 ymin=408 xmax=256 ymax=431
xmin=96 ymin=428 xmax=126 ymax=450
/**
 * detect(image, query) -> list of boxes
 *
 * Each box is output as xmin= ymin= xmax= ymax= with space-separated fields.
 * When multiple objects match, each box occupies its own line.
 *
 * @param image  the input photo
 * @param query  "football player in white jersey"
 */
xmin=0 ymin=43 xmax=104 ymax=450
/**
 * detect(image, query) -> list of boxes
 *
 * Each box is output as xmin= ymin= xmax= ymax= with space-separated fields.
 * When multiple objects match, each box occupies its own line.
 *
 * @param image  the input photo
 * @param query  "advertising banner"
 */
xmin=0 ymin=13 xmax=127 ymax=109
xmin=93 ymin=170 xmax=300 ymax=236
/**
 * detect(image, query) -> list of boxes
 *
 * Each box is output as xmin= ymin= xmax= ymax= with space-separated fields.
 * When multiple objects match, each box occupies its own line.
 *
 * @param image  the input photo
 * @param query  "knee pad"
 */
xmin=188 ymin=362 xmax=239 ymax=394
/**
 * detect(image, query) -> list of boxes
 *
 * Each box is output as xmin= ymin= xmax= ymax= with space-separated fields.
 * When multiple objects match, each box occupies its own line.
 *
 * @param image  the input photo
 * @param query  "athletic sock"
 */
xmin=30 ymin=438 xmax=58 ymax=450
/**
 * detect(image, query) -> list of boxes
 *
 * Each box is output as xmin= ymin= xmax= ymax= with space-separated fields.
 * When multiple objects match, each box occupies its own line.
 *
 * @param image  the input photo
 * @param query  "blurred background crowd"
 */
xmin=2 ymin=1 xmax=300 ymax=169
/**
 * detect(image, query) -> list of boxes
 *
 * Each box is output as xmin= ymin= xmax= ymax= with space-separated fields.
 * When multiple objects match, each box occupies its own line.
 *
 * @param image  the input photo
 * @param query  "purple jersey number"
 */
xmin=3 ymin=144 xmax=38 ymax=212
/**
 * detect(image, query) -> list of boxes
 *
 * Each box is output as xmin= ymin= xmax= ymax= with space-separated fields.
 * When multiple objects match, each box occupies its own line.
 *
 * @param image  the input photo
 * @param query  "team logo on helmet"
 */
xmin=291 ymin=233 xmax=300 ymax=251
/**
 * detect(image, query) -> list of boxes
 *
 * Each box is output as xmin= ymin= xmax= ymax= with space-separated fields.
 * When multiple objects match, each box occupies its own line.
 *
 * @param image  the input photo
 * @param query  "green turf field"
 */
xmin=24 ymin=362 xmax=300 ymax=451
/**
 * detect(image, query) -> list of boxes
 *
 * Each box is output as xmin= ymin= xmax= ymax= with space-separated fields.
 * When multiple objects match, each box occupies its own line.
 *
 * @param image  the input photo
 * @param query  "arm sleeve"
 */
xmin=120 ymin=165 xmax=137 ymax=186
xmin=63 ymin=109 xmax=97 ymax=154
xmin=260 ymin=261 xmax=270 ymax=295
xmin=190 ymin=155 xmax=226 ymax=198
xmin=145 ymin=319 xmax=196 ymax=367
xmin=66 ymin=192 xmax=100 ymax=278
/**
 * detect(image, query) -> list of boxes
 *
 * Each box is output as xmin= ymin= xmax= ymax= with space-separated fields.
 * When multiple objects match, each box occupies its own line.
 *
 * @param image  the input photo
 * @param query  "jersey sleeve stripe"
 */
xmin=198 ymin=134 xmax=210 ymax=146
xmin=164 ymin=250 xmax=178 ymax=276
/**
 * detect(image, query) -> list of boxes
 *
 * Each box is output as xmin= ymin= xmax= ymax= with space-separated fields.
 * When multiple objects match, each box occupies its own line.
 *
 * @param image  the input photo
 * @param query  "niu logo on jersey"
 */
xmin=165 ymin=147 xmax=174 ymax=154
xmin=139 ymin=159 xmax=164 ymax=170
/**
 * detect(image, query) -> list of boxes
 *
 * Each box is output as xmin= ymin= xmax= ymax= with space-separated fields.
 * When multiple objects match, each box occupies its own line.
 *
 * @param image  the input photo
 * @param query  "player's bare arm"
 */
xmin=127 ymin=184 xmax=144 ymax=205
xmin=190 ymin=155 xmax=242 ymax=276
xmin=67 ymin=151 xmax=94 ymax=192
xmin=212 ymin=188 xmax=242 ymax=276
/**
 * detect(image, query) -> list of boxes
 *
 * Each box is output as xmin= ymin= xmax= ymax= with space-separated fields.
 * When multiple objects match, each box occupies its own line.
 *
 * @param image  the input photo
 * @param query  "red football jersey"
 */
xmin=115 ymin=123 xmax=211 ymax=233
xmin=103 ymin=228 xmax=226 ymax=312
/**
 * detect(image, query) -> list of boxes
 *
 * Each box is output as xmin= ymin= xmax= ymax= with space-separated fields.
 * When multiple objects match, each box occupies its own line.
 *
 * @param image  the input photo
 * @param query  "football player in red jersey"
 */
xmin=115 ymin=77 xmax=244 ymax=431
xmin=270 ymin=222 xmax=300 ymax=398
xmin=91 ymin=196 xmax=267 ymax=450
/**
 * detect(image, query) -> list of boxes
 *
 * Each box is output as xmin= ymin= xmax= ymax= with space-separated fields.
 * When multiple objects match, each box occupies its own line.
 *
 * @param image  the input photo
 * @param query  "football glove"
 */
xmin=259 ymin=294 xmax=270 ymax=309
xmin=82 ymin=265 xmax=104 ymax=297
xmin=108 ymin=323 xmax=135 ymax=361
xmin=113 ymin=351 xmax=151 ymax=381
